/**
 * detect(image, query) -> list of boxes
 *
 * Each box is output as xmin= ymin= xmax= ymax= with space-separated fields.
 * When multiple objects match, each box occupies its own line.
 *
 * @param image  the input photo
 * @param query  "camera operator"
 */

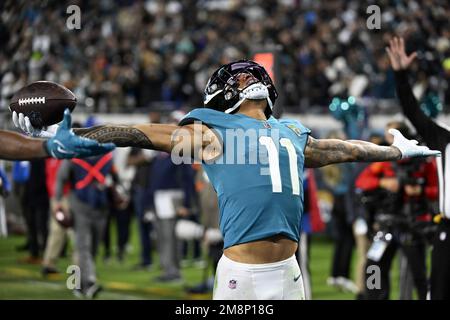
xmin=355 ymin=122 xmax=438 ymax=300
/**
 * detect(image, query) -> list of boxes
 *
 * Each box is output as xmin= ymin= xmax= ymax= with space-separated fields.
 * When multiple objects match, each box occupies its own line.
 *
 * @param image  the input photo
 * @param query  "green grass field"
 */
xmin=0 ymin=222 xmax=400 ymax=300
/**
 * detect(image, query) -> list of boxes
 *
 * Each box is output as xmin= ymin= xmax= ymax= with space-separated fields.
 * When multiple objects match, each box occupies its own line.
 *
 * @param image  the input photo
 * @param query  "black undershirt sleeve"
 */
xmin=394 ymin=70 xmax=450 ymax=148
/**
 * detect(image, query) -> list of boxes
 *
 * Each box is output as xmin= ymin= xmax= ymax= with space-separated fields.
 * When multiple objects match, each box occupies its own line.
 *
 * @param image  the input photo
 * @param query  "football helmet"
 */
xmin=203 ymin=60 xmax=278 ymax=117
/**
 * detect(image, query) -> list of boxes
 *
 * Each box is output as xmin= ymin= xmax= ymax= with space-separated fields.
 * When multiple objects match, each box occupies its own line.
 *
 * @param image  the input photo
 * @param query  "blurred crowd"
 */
xmin=1 ymin=0 xmax=449 ymax=113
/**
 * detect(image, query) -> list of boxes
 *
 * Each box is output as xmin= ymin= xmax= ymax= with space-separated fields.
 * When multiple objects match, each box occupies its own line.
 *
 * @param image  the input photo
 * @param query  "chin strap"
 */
xmin=224 ymin=82 xmax=271 ymax=114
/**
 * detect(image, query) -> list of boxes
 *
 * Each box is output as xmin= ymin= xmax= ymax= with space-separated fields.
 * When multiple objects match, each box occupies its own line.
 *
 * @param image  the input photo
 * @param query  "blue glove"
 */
xmin=45 ymin=109 xmax=115 ymax=159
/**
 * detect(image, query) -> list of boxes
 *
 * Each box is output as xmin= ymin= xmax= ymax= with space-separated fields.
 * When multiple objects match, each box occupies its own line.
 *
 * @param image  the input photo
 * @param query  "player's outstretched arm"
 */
xmin=304 ymin=129 xmax=440 ymax=168
xmin=0 ymin=130 xmax=49 ymax=160
xmin=73 ymin=122 xmax=222 ymax=161
xmin=73 ymin=124 xmax=172 ymax=150
xmin=304 ymin=136 xmax=401 ymax=168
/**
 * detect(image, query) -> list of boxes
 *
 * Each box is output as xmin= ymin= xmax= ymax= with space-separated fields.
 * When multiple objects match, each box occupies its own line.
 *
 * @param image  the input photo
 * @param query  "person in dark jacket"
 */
xmin=149 ymin=150 xmax=196 ymax=282
xmin=22 ymin=159 xmax=49 ymax=263
xmin=55 ymin=152 xmax=116 ymax=298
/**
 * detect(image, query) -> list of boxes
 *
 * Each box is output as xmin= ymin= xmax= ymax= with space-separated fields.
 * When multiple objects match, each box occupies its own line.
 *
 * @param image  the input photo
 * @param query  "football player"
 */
xmin=15 ymin=60 xmax=440 ymax=300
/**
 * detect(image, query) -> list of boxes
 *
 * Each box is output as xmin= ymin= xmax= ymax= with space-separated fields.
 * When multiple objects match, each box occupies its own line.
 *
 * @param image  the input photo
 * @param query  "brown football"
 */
xmin=9 ymin=81 xmax=77 ymax=128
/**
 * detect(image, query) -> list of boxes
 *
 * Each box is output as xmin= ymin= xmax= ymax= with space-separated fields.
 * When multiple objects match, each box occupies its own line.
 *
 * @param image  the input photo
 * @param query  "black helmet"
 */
xmin=203 ymin=60 xmax=278 ymax=118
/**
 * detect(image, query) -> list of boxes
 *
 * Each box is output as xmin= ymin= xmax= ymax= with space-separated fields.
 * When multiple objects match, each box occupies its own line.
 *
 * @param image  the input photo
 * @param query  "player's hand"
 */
xmin=389 ymin=128 xmax=441 ymax=158
xmin=385 ymin=37 xmax=417 ymax=71
xmin=12 ymin=111 xmax=59 ymax=138
xmin=45 ymin=109 xmax=116 ymax=159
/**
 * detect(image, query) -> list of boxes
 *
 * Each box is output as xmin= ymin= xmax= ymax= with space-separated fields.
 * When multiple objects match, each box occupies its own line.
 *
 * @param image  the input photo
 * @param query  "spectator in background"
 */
xmin=103 ymin=182 xmax=132 ymax=264
xmin=352 ymin=132 xmax=385 ymax=299
xmin=55 ymin=151 xmax=117 ymax=299
xmin=0 ymin=162 xmax=11 ymax=237
xmin=41 ymin=122 xmax=84 ymax=276
xmin=127 ymin=146 xmax=155 ymax=269
xmin=126 ymin=112 xmax=160 ymax=270
xmin=41 ymin=157 xmax=73 ymax=277
xmin=12 ymin=160 xmax=30 ymax=251
xmin=21 ymin=159 xmax=49 ymax=264
xmin=296 ymin=168 xmax=325 ymax=300
xmin=317 ymin=131 xmax=357 ymax=294
xmin=150 ymin=112 xmax=196 ymax=282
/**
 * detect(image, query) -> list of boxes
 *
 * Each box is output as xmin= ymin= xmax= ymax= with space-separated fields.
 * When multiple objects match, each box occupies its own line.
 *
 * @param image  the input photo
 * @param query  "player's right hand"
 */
xmin=45 ymin=109 xmax=116 ymax=159
xmin=12 ymin=111 xmax=59 ymax=138
xmin=385 ymin=37 xmax=417 ymax=71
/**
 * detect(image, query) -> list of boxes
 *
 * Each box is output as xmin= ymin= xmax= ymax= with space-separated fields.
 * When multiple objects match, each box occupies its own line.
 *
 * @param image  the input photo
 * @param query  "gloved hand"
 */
xmin=389 ymin=128 xmax=441 ymax=158
xmin=12 ymin=111 xmax=59 ymax=138
xmin=45 ymin=109 xmax=115 ymax=159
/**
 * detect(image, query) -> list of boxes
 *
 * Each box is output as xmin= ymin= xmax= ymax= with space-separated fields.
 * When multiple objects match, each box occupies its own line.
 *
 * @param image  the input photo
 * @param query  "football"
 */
xmin=9 ymin=81 xmax=77 ymax=128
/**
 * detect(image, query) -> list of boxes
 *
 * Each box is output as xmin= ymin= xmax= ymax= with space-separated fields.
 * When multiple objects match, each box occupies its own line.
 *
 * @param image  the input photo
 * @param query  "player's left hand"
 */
xmin=12 ymin=111 xmax=59 ymax=138
xmin=389 ymin=128 xmax=441 ymax=158
xmin=45 ymin=109 xmax=116 ymax=159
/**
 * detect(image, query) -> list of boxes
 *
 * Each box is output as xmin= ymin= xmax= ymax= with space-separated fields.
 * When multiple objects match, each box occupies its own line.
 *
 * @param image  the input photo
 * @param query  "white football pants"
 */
xmin=213 ymin=254 xmax=305 ymax=300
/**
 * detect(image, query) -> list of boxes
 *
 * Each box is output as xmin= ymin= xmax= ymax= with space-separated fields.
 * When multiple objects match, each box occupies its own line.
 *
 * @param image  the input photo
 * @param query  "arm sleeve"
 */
xmin=55 ymin=160 xmax=72 ymax=201
xmin=394 ymin=70 xmax=448 ymax=146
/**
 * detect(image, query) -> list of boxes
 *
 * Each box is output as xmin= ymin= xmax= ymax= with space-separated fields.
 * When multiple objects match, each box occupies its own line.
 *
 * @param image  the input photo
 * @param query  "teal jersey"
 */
xmin=180 ymin=108 xmax=311 ymax=249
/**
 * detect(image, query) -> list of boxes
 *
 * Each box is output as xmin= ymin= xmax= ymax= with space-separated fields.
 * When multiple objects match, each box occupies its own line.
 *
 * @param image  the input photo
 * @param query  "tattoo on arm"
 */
xmin=73 ymin=125 xmax=154 ymax=149
xmin=304 ymin=136 xmax=401 ymax=168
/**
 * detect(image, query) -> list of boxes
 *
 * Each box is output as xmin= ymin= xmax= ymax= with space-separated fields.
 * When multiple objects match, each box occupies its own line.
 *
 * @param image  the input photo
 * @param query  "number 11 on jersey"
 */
xmin=259 ymin=136 xmax=300 ymax=195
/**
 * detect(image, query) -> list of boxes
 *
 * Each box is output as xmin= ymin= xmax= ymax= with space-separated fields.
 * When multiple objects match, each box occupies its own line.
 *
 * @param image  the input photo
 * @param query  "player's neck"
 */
xmin=237 ymin=100 xmax=267 ymax=120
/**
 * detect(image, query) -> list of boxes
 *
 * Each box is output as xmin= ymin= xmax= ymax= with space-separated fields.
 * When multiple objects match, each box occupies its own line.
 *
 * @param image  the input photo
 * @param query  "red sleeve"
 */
xmin=45 ymin=159 xmax=71 ymax=198
xmin=355 ymin=162 xmax=384 ymax=191
xmin=45 ymin=159 xmax=54 ymax=197
xmin=307 ymin=169 xmax=325 ymax=233
xmin=424 ymin=158 xmax=439 ymax=200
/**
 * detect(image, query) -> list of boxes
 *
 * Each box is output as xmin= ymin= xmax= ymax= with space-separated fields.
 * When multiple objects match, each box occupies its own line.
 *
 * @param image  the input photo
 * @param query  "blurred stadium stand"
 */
xmin=0 ymin=0 xmax=449 ymax=118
